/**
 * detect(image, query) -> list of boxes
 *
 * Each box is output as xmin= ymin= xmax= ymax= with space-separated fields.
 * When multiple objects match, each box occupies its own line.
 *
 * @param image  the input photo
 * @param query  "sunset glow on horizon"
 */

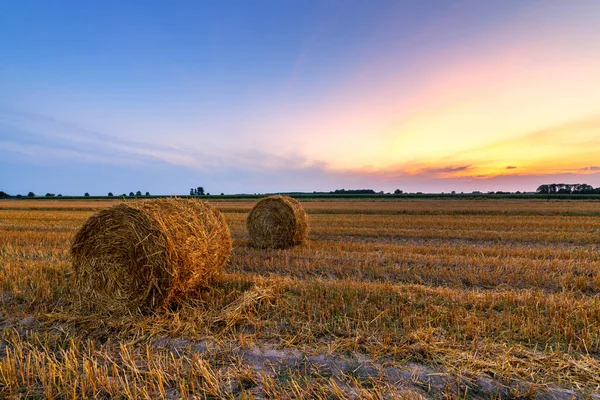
xmin=281 ymin=1 xmax=600 ymax=181
xmin=1 ymin=1 xmax=599 ymax=194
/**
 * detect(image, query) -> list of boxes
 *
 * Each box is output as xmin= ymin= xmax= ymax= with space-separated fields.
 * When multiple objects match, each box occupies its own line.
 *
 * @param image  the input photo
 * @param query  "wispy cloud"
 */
xmin=0 ymin=109 xmax=327 ymax=175
xmin=0 ymin=109 xmax=212 ymax=167
xmin=395 ymin=114 xmax=600 ymax=179
xmin=580 ymin=166 xmax=600 ymax=172
xmin=0 ymin=140 xmax=140 ymax=165
xmin=423 ymin=165 xmax=471 ymax=174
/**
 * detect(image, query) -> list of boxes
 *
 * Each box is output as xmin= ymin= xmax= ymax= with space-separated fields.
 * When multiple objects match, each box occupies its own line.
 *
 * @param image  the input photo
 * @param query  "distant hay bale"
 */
xmin=246 ymin=195 xmax=309 ymax=249
xmin=70 ymin=198 xmax=232 ymax=314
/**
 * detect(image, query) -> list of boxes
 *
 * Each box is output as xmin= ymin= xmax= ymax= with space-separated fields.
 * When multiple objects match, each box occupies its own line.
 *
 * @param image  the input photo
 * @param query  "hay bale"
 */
xmin=246 ymin=195 xmax=309 ymax=249
xmin=70 ymin=198 xmax=232 ymax=313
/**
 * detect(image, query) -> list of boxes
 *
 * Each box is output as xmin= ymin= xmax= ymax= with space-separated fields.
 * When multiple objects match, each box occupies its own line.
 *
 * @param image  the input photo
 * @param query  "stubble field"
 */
xmin=0 ymin=198 xmax=599 ymax=399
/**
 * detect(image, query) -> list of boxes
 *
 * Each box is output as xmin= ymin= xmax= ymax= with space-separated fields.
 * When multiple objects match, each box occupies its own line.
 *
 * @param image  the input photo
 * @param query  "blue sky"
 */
xmin=2 ymin=1 xmax=599 ymax=195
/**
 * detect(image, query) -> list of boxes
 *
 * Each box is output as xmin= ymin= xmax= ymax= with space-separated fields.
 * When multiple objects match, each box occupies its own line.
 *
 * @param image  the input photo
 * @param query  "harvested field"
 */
xmin=0 ymin=198 xmax=599 ymax=398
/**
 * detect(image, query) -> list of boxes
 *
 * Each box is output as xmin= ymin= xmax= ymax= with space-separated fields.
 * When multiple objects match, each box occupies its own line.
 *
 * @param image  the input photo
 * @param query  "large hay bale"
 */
xmin=70 ymin=198 xmax=232 ymax=313
xmin=246 ymin=195 xmax=309 ymax=249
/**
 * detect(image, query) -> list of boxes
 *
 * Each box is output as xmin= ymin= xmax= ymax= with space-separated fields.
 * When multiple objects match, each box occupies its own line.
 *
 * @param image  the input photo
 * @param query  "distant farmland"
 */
xmin=0 ymin=198 xmax=599 ymax=398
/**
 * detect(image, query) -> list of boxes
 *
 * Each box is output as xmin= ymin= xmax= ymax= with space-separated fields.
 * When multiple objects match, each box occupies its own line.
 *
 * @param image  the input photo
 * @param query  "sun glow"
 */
xmin=282 ymin=3 xmax=600 ymax=181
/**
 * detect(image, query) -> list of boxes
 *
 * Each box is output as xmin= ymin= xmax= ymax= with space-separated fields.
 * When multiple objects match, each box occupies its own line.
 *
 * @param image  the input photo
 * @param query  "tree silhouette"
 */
xmin=538 ymin=183 xmax=600 ymax=194
xmin=573 ymin=184 xmax=594 ymax=194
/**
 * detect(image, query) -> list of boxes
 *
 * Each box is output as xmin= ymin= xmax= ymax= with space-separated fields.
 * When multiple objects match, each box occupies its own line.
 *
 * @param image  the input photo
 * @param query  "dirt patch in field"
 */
xmin=150 ymin=336 xmax=600 ymax=399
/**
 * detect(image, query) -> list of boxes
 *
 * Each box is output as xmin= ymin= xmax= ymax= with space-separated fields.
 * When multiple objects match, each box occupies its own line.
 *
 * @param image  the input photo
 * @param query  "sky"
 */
xmin=1 ymin=0 xmax=600 ymax=195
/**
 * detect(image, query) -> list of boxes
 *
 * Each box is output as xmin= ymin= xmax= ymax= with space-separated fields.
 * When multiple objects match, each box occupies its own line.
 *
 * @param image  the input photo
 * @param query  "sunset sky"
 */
xmin=2 ymin=0 xmax=599 ymax=195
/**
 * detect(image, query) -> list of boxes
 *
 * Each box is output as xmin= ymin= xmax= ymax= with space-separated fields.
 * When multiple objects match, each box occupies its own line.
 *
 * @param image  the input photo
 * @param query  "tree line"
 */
xmin=536 ymin=183 xmax=600 ymax=194
xmin=3 ymin=184 xmax=600 ymax=199
xmin=0 ymin=191 xmax=152 ymax=198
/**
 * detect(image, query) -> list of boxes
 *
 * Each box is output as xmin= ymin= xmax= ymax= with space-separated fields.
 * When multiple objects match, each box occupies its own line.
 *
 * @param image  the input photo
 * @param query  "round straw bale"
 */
xmin=246 ymin=195 xmax=309 ymax=249
xmin=70 ymin=198 xmax=232 ymax=313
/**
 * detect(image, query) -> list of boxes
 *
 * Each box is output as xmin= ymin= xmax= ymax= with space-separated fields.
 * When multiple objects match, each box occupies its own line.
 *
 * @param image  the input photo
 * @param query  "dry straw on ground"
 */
xmin=246 ymin=195 xmax=309 ymax=249
xmin=70 ymin=198 xmax=232 ymax=314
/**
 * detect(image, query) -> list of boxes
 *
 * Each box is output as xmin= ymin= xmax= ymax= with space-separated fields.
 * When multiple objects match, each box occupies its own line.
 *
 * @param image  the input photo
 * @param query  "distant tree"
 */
xmin=16 ymin=194 xmax=22 ymax=198
xmin=0 ymin=191 xmax=8 ymax=198
xmin=197 ymin=186 xmax=205 ymax=196
xmin=108 ymin=192 xmax=114 ymax=197
xmin=394 ymin=189 xmax=403 ymax=194
xmin=129 ymin=192 xmax=135 ymax=197
xmin=220 ymin=193 xmax=224 ymax=196
xmin=573 ymin=184 xmax=593 ymax=194
xmin=537 ymin=183 xmax=600 ymax=194
xmin=206 ymin=192 xmax=210 ymax=196
xmin=45 ymin=193 xmax=55 ymax=197
xmin=190 ymin=188 xmax=195 ymax=196
xmin=57 ymin=194 xmax=62 ymax=197
xmin=121 ymin=193 xmax=127 ymax=197
xmin=583 ymin=184 xmax=596 ymax=194
xmin=27 ymin=192 xmax=35 ymax=197
xmin=84 ymin=192 xmax=90 ymax=197
xmin=135 ymin=191 xmax=142 ymax=196
xmin=145 ymin=191 xmax=150 ymax=196
xmin=332 ymin=189 xmax=376 ymax=194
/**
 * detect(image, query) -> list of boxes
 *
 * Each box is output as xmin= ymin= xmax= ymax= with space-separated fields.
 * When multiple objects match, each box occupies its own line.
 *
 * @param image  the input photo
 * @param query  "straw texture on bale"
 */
xmin=71 ymin=198 xmax=232 ymax=313
xmin=246 ymin=195 xmax=309 ymax=249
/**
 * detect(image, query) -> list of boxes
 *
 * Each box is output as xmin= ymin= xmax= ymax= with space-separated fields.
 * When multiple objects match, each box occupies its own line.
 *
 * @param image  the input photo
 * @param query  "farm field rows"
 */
xmin=0 ymin=199 xmax=599 ymax=398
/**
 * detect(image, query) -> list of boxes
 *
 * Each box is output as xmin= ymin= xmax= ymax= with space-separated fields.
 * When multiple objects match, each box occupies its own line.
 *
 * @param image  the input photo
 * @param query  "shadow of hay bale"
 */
xmin=246 ymin=196 xmax=309 ymax=249
xmin=70 ymin=198 xmax=232 ymax=314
